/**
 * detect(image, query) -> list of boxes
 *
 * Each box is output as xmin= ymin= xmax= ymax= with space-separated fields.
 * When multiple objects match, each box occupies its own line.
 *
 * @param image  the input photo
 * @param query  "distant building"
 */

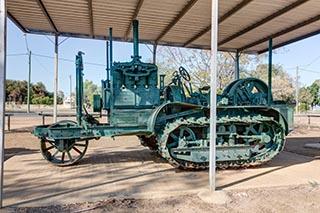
xmin=63 ymin=96 xmax=75 ymax=108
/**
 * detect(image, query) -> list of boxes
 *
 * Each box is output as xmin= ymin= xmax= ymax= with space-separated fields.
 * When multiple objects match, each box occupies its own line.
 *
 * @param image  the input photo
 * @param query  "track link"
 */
xmin=153 ymin=115 xmax=285 ymax=170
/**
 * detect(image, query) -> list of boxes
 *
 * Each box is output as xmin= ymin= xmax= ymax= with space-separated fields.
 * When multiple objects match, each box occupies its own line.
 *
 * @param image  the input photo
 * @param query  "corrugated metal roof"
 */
xmin=6 ymin=0 xmax=320 ymax=53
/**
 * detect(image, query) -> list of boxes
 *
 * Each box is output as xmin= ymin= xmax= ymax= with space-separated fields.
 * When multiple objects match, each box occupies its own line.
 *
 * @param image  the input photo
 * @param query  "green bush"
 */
xmin=31 ymin=96 xmax=54 ymax=105
xmin=299 ymin=103 xmax=310 ymax=112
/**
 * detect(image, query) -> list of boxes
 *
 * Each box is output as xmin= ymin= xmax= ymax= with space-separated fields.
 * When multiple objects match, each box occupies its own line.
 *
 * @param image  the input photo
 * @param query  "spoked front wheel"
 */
xmin=40 ymin=138 xmax=89 ymax=166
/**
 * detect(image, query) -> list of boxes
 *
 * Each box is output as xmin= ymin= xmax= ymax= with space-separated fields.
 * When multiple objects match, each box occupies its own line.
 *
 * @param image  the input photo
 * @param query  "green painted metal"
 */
xmin=268 ymin=37 xmax=273 ymax=106
xmin=32 ymin=20 xmax=293 ymax=169
xmin=76 ymin=52 xmax=84 ymax=124
xmin=93 ymin=94 xmax=101 ymax=112
xmin=221 ymin=78 xmax=270 ymax=106
xmin=133 ymin=20 xmax=139 ymax=59
xmin=235 ymin=50 xmax=240 ymax=80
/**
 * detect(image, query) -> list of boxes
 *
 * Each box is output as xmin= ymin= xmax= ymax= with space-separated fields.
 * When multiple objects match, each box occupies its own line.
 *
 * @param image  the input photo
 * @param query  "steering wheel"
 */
xmin=179 ymin=66 xmax=191 ymax=82
xmin=172 ymin=70 xmax=179 ymax=78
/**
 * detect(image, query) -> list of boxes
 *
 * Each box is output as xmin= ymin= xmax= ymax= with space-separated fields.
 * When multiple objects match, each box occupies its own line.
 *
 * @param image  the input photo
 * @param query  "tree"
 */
xmin=58 ymin=90 xmax=65 ymax=104
xmin=31 ymin=82 xmax=47 ymax=98
xmin=307 ymin=80 xmax=320 ymax=108
xmin=248 ymin=64 xmax=295 ymax=103
xmin=83 ymin=80 xmax=101 ymax=107
xmin=298 ymin=87 xmax=313 ymax=112
xmin=158 ymin=47 xmax=254 ymax=93
xmin=6 ymin=80 xmax=28 ymax=103
xmin=6 ymin=79 xmax=65 ymax=106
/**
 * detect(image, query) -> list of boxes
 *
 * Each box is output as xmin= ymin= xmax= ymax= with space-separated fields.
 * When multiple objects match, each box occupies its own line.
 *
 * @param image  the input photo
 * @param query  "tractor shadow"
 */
xmin=80 ymin=147 xmax=168 ymax=165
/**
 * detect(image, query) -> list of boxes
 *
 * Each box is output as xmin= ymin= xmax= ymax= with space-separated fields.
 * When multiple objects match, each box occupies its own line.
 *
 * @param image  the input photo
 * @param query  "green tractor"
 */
xmin=32 ymin=20 xmax=292 ymax=169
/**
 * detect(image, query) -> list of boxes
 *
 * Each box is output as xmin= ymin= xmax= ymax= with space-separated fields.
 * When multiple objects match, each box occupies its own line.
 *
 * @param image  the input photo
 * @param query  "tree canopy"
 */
xmin=158 ymin=47 xmax=295 ymax=102
xmin=307 ymin=80 xmax=320 ymax=108
xmin=83 ymin=79 xmax=101 ymax=107
xmin=248 ymin=64 xmax=295 ymax=102
xmin=6 ymin=80 xmax=64 ymax=105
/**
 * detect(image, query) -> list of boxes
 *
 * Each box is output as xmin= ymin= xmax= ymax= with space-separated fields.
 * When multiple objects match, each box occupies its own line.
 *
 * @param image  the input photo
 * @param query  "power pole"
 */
xmin=296 ymin=66 xmax=299 ymax=114
xmin=27 ymin=50 xmax=31 ymax=113
xmin=53 ymin=34 xmax=59 ymax=122
xmin=69 ymin=75 xmax=72 ymax=109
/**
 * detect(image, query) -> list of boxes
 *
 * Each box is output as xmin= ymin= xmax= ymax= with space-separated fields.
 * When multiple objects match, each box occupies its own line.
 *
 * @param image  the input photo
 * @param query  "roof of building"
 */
xmin=7 ymin=0 xmax=320 ymax=53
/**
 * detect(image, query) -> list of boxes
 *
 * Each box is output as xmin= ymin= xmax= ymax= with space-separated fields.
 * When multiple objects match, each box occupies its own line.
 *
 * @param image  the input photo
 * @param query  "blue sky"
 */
xmin=6 ymin=20 xmax=320 ymax=96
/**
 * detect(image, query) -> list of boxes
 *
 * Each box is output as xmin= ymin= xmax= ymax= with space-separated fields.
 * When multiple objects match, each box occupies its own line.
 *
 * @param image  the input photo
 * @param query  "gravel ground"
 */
xmin=2 ymin=114 xmax=320 ymax=212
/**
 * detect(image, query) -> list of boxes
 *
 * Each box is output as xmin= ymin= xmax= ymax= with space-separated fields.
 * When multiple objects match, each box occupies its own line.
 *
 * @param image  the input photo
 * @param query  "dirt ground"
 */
xmin=2 ymin=114 xmax=320 ymax=212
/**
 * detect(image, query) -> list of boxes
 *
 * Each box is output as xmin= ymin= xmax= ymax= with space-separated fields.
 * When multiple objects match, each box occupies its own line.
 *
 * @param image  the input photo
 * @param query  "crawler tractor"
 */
xmin=33 ymin=20 xmax=292 ymax=169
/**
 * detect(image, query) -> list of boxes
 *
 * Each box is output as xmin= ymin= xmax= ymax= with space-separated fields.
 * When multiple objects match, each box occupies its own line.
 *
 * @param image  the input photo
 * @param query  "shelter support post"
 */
xmin=69 ymin=75 xmax=72 ymax=109
xmin=106 ymin=41 xmax=109 ymax=81
xmin=27 ymin=50 xmax=31 ymax=113
xmin=268 ymin=37 xmax=272 ymax=107
xmin=295 ymin=66 xmax=299 ymax=114
xmin=153 ymin=43 xmax=157 ymax=64
xmin=209 ymin=0 xmax=218 ymax=192
xmin=53 ymin=33 xmax=58 ymax=122
xmin=0 ymin=0 xmax=6 ymax=208
xmin=235 ymin=50 xmax=240 ymax=80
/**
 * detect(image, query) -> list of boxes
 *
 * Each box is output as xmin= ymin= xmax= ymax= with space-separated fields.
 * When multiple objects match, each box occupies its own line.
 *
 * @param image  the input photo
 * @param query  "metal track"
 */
xmin=150 ymin=115 xmax=286 ymax=170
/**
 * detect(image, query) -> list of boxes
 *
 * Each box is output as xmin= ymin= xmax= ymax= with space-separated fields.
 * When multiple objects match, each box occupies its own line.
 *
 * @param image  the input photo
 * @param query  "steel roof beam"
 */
xmin=7 ymin=11 xmax=27 ymax=33
xmin=155 ymin=0 xmax=198 ymax=43
xmin=124 ymin=0 xmax=144 ymax=40
xmin=219 ymin=0 xmax=309 ymax=46
xmin=183 ymin=26 xmax=210 ymax=47
xmin=183 ymin=0 xmax=253 ymax=47
xmin=26 ymin=28 xmax=239 ymax=52
xmin=257 ymin=29 xmax=320 ymax=54
xmin=35 ymin=0 xmax=58 ymax=33
xmin=239 ymin=14 xmax=320 ymax=51
xmin=219 ymin=0 xmax=253 ymax=24
xmin=88 ymin=0 xmax=94 ymax=38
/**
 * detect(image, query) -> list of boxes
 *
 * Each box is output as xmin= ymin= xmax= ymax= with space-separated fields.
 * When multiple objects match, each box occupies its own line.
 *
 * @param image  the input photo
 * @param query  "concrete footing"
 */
xmin=197 ymin=190 xmax=231 ymax=204
xmin=304 ymin=143 xmax=320 ymax=150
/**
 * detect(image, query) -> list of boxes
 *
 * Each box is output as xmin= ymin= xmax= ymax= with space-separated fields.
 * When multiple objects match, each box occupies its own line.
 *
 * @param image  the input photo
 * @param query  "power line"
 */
xmin=33 ymin=55 xmax=54 ymax=75
xmin=303 ymin=55 xmax=320 ymax=67
xmin=299 ymin=68 xmax=320 ymax=74
xmin=33 ymin=55 xmax=70 ymax=79
xmin=44 ymin=35 xmax=55 ymax=45
xmin=32 ymin=53 xmax=106 ymax=67
xmin=6 ymin=53 xmax=28 ymax=57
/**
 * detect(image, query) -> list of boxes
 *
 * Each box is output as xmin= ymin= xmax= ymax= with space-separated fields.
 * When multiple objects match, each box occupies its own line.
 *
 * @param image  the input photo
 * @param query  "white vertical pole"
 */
xmin=53 ymin=33 xmax=58 ymax=122
xmin=27 ymin=50 xmax=31 ymax=113
xmin=0 ymin=0 xmax=6 ymax=207
xmin=209 ymin=0 xmax=218 ymax=191
xmin=69 ymin=75 xmax=72 ymax=109
xmin=295 ymin=66 xmax=299 ymax=114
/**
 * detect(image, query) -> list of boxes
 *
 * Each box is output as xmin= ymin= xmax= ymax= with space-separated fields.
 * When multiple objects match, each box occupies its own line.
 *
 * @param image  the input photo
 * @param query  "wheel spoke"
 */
xmin=44 ymin=145 xmax=54 ymax=151
xmin=248 ymin=82 xmax=255 ymax=92
xmin=249 ymin=126 xmax=258 ymax=135
xmin=52 ymin=149 xmax=60 ymax=158
xmin=67 ymin=150 xmax=73 ymax=162
xmin=258 ymin=124 xmax=264 ymax=133
xmin=61 ymin=152 xmax=65 ymax=163
xmin=74 ymin=143 xmax=87 ymax=147
xmin=73 ymin=146 xmax=82 ymax=155
xmin=186 ymin=135 xmax=193 ymax=140
xmin=167 ymin=141 xmax=178 ymax=148
xmin=169 ymin=133 xmax=178 ymax=141
xmin=179 ymin=129 xmax=185 ymax=138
